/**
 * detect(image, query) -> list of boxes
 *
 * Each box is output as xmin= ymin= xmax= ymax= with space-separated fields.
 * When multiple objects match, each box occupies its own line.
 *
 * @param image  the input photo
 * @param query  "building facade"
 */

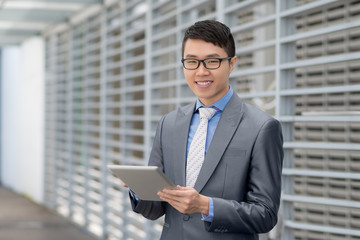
xmin=44 ymin=0 xmax=360 ymax=239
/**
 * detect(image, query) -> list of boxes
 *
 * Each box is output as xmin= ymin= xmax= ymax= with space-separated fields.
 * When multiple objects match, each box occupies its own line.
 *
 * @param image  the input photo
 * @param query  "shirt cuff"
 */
xmin=201 ymin=197 xmax=214 ymax=222
xmin=129 ymin=189 xmax=141 ymax=204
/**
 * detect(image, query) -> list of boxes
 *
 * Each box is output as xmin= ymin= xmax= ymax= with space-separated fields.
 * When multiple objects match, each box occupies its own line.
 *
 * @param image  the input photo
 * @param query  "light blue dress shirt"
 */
xmin=186 ymin=86 xmax=233 ymax=222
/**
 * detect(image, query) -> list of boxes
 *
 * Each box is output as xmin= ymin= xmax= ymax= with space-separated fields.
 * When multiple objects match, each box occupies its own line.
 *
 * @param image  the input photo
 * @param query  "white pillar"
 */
xmin=1 ymin=37 xmax=44 ymax=203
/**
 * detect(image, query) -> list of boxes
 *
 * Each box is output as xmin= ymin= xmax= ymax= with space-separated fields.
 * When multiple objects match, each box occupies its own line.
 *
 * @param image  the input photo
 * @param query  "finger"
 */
xmin=159 ymin=195 xmax=180 ymax=205
xmin=161 ymin=188 xmax=190 ymax=197
xmin=181 ymin=186 xmax=198 ymax=192
xmin=158 ymin=191 xmax=180 ymax=200
xmin=162 ymin=185 xmax=185 ymax=193
xmin=161 ymin=197 xmax=187 ymax=212
xmin=158 ymin=191 xmax=184 ymax=204
xmin=160 ymin=189 xmax=181 ymax=197
xmin=120 ymin=180 xmax=128 ymax=188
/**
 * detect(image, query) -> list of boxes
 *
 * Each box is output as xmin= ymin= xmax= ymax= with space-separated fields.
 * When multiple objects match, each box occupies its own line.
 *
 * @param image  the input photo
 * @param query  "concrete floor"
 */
xmin=0 ymin=187 xmax=97 ymax=240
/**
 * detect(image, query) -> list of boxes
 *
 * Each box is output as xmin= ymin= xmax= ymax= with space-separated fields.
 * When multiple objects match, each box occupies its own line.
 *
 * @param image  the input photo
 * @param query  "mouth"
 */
xmin=196 ymin=81 xmax=213 ymax=87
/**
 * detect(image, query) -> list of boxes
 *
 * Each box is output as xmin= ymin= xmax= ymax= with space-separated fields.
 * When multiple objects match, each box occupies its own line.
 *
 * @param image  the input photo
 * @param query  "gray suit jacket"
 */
xmin=131 ymin=93 xmax=284 ymax=240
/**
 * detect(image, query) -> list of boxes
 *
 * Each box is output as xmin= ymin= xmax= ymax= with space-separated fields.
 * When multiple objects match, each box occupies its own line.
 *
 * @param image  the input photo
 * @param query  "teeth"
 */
xmin=197 ymin=81 xmax=211 ymax=85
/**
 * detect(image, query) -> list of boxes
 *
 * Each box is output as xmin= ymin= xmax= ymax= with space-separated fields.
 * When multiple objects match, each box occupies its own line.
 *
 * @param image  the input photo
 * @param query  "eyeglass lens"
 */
xmin=184 ymin=58 xmax=221 ymax=69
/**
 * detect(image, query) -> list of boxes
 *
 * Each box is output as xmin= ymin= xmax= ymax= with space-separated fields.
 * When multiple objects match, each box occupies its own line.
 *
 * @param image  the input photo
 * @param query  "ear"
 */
xmin=229 ymin=56 xmax=237 ymax=74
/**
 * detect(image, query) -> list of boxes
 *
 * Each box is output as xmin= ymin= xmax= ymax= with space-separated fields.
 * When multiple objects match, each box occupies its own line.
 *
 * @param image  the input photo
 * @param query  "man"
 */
xmin=127 ymin=20 xmax=283 ymax=239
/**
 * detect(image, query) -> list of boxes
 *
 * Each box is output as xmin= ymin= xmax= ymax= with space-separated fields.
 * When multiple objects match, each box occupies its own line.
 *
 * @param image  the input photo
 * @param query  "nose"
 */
xmin=196 ymin=61 xmax=209 ymax=75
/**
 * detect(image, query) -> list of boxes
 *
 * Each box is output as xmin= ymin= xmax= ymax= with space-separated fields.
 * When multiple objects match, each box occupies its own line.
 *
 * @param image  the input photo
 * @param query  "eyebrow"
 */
xmin=185 ymin=53 xmax=221 ymax=58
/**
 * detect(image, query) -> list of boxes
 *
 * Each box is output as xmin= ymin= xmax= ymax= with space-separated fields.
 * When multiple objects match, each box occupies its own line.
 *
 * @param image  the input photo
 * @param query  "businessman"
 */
xmin=127 ymin=20 xmax=283 ymax=239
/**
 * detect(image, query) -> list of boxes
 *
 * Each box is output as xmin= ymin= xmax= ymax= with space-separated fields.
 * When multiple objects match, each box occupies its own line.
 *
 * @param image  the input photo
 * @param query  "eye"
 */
xmin=206 ymin=59 xmax=219 ymax=64
xmin=186 ymin=60 xmax=198 ymax=64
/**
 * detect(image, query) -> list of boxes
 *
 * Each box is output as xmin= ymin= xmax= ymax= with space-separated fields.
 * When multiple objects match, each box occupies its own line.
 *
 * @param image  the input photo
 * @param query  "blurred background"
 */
xmin=1 ymin=0 xmax=360 ymax=239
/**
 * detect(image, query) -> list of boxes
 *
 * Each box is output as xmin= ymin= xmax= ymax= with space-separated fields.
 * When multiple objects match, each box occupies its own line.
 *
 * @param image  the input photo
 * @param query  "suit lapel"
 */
xmin=173 ymin=103 xmax=195 ymax=186
xmin=194 ymin=94 xmax=244 ymax=192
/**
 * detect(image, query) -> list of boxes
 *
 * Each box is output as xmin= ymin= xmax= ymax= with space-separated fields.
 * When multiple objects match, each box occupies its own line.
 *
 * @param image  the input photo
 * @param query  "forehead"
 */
xmin=183 ymin=39 xmax=227 ymax=57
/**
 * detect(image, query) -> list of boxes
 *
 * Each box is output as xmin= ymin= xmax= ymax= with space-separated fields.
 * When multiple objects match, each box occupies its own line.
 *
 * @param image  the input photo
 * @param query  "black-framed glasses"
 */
xmin=181 ymin=57 xmax=232 ymax=70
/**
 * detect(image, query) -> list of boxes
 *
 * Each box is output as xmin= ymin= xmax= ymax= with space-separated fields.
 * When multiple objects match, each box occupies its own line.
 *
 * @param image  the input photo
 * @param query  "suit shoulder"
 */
xmin=241 ymin=101 xmax=279 ymax=127
xmin=161 ymin=103 xmax=194 ymax=121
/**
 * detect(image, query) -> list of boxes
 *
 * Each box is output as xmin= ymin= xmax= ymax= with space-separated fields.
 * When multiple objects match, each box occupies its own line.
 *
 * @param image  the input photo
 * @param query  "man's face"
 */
xmin=183 ymin=39 xmax=237 ymax=106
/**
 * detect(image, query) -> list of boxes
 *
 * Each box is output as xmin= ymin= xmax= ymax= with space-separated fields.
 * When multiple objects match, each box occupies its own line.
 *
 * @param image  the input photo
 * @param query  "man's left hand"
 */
xmin=157 ymin=185 xmax=209 ymax=215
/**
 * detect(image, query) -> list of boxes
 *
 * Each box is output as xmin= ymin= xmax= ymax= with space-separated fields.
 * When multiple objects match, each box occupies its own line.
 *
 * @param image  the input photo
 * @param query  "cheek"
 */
xmin=185 ymin=76 xmax=193 ymax=88
xmin=184 ymin=71 xmax=194 ymax=83
xmin=214 ymin=71 xmax=228 ymax=83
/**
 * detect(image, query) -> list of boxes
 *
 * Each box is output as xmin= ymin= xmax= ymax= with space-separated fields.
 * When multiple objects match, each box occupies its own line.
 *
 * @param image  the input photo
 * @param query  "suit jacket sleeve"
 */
xmin=130 ymin=114 xmax=167 ymax=220
xmin=205 ymin=118 xmax=283 ymax=233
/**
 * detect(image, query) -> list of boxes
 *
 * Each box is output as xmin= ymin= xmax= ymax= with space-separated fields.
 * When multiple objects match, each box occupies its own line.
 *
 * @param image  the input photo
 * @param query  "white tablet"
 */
xmin=108 ymin=165 xmax=175 ymax=201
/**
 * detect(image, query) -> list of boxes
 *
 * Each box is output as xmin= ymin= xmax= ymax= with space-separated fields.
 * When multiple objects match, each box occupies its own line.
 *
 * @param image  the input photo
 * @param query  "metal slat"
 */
xmin=285 ymin=220 xmax=360 ymax=236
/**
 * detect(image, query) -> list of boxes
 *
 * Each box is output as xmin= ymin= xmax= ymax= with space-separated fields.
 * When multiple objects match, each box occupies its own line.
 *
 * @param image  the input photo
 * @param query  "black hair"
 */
xmin=182 ymin=20 xmax=236 ymax=58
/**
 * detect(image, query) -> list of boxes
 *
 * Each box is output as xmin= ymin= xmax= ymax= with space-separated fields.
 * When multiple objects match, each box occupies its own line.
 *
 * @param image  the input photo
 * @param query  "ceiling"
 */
xmin=0 ymin=0 xmax=102 ymax=47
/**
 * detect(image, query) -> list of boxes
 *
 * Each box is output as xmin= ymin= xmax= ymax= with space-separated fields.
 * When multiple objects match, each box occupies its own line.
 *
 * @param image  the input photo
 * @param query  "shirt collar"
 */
xmin=195 ymin=85 xmax=234 ymax=112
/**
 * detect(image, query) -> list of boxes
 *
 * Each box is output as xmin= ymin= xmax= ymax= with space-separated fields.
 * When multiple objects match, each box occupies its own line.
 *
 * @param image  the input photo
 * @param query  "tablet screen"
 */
xmin=108 ymin=165 xmax=175 ymax=201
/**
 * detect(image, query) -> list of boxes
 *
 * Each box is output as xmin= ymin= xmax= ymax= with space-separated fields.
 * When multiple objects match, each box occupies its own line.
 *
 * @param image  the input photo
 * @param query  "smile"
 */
xmin=196 ymin=81 xmax=212 ymax=86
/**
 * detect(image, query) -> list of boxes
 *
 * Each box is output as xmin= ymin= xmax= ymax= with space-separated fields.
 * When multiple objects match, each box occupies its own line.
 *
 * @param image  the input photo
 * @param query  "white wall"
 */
xmin=1 ymin=37 xmax=44 ymax=203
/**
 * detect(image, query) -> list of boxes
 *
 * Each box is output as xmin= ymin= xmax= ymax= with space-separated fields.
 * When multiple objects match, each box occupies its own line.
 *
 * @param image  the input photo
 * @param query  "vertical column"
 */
xmin=122 ymin=1 xmax=149 ymax=238
xmin=0 ymin=49 xmax=2 ymax=185
xmin=72 ymin=22 xmax=88 ymax=228
xmin=278 ymin=0 xmax=296 ymax=239
xmin=66 ymin=27 xmax=74 ymax=220
xmin=144 ymin=0 xmax=152 ymax=172
xmin=55 ymin=30 xmax=69 ymax=216
xmin=82 ymin=17 xmax=90 ymax=230
xmin=100 ymin=5 xmax=108 ymax=239
xmin=104 ymin=2 xmax=126 ymax=238
xmin=53 ymin=34 xmax=61 ymax=211
xmin=49 ymin=35 xmax=57 ymax=210
xmin=176 ymin=0 xmax=182 ymax=109
xmin=119 ymin=1 xmax=129 ymax=238
xmin=216 ymin=0 xmax=224 ymax=22
xmin=44 ymin=35 xmax=57 ymax=208
xmin=85 ymin=11 xmax=103 ymax=235
xmin=144 ymin=0 xmax=154 ymax=232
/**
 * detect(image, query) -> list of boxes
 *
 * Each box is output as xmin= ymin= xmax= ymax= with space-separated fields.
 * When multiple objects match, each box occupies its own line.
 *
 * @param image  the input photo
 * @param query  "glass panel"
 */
xmin=226 ymin=1 xmax=275 ymax=27
xmin=231 ymin=72 xmax=275 ymax=93
xmin=233 ymin=22 xmax=275 ymax=48
xmin=237 ymin=47 xmax=275 ymax=70
xmin=294 ymin=60 xmax=360 ymax=89
xmin=242 ymin=96 xmax=275 ymax=115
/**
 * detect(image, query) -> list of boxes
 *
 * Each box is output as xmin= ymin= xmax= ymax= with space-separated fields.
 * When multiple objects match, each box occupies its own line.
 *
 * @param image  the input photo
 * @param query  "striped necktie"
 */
xmin=186 ymin=107 xmax=218 ymax=187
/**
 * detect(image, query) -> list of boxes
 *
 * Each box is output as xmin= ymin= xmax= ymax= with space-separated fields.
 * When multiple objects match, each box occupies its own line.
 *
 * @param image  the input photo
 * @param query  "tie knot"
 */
xmin=199 ymin=107 xmax=218 ymax=120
